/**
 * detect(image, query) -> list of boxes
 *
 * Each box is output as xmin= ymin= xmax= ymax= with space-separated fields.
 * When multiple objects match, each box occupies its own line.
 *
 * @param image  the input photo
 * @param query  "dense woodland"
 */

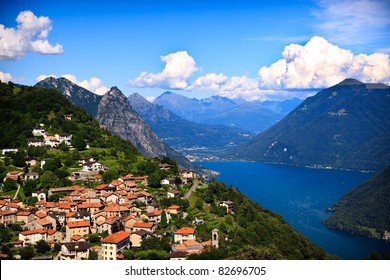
xmin=323 ymin=165 xmax=390 ymax=239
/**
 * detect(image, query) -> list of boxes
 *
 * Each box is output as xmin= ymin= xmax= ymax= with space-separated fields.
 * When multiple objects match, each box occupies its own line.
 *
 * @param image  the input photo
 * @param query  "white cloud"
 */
xmin=128 ymin=36 xmax=390 ymax=101
xmin=0 ymin=71 xmax=13 ymax=82
xmin=145 ymin=96 xmax=156 ymax=102
xmin=258 ymin=36 xmax=390 ymax=89
xmin=0 ymin=10 xmax=63 ymax=60
xmin=313 ymin=0 xmax=390 ymax=46
xmin=36 ymin=74 xmax=109 ymax=95
xmin=128 ymin=51 xmax=198 ymax=89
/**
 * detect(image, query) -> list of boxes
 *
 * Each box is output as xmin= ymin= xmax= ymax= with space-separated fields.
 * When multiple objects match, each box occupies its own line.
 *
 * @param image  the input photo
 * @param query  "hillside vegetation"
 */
xmin=323 ymin=166 xmax=390 ymax=238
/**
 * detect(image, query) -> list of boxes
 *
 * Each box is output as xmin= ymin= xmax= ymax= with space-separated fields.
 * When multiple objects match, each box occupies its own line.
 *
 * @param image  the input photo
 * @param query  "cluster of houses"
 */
xmin=28 ymin=127 xmax=73 ymax=148
xmin=0 ymin=167 xmax=219 ymax=260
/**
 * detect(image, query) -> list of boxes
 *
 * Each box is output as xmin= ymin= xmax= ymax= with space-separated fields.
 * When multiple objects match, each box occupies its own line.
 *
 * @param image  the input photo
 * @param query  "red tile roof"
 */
xmin=174 ymin=227 xmax=195 ymax=235
xmin=35 ymin=212 xmax=47 ymax=219
xmin=20 ymin=228 xmax=47 ymax=236
xmin=168 ymin=205 xmax=181 ymax=210
xmin=101 ymin=230 xmax=130 ymax=244
xmin=67 ymin=220 xmax=90 ymax=228
xmin=95 ymin=184 xmax=109 ymax=190
xmin=133 ymin=222 xmax=154 ymax=229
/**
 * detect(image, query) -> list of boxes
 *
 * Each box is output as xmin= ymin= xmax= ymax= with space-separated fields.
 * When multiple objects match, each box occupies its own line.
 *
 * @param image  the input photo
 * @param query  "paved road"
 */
xmin=13 ymin=184 xmax=21 ymax=200
xmin=183 ymin=178 xmax=198 ymax=200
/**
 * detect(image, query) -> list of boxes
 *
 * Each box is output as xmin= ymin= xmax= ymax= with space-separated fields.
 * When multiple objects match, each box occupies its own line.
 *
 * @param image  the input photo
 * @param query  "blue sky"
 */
xmin=1 ymin=0 xmax=389 ymax=101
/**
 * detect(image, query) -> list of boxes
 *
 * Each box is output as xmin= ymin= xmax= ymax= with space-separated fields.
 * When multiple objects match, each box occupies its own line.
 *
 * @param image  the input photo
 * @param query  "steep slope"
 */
xmin=128 ymin=93 xmax=252 ymax=155
xmin=35 ymin=77 xmax=102 ymax=117
xmin=229 ymin=79 xmax=390 ymax=172
xmin=34 ymin=78 xmax=193 ymax=168
xmin=323 ymin=165 xmax=390 ymax=238
xmin=95 ymin=87 xmax=192 ymax=168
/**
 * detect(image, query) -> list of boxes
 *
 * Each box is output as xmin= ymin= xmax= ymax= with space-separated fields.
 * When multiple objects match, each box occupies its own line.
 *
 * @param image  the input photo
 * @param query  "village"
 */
xmin=0 ymin=139 xmax=235 ymax=260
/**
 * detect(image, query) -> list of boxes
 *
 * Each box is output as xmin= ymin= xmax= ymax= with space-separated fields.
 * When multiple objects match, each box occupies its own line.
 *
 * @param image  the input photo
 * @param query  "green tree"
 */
xmin=134 ymin=249 xmax=168 ymax=260
xmin=11 ymin=151 xmax=26 ymax=167
xmin=20 ymin=246 xmax=35 ymax=260
xmin=43 ymin=158 xmax=61 ymax=172
xmin=71 ymin=134 xmax=86 ymax=151
xmin=159 ymin=211 xmax=168 ymax=229
xmin=88 ymin=233 xmax=100 ymax=243
xmin=88 ymin=250 xmax=98 ymax=260
xmin=23 ymin=179 xmax=39 ymax=197
xmin=3 ymin=178 xmax=17 ymax=192
xmin=195 ymin=197 xmax=203 ymax=210
xmin=124 ymin=250 xmax=135 ymax=260
xmin=102 ymin=169 xmax=119 ymax=183
xmin=0 ymin=224 xmax=12 ymax=243
xmin=35 ymin=240 xmax=51 ymax=254
xmin=40 ymin=171 xmax=59 ymax=189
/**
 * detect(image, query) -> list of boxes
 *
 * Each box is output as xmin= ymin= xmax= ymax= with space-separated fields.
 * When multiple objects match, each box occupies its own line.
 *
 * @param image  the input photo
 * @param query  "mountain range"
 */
xmin=128 ymin=93 xmax=252 ymax=157
xmin=228 ymin=79 xmax=390 ymax=172
xmin=35 ymin=77 xmax=193 ymax=169
xmin=153 ymin=92 xmax=301 ymax=134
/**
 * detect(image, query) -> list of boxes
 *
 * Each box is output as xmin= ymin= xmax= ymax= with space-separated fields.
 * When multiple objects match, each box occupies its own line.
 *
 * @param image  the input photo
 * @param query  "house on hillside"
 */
xmin=161 ymin=178 xmax=177 ymax=187
xmin=66 ymin=220 xmax=90 ymax=241
xmin=220 ymin=200 xmax=234 ymax=213
xmin=24 ymin=172 xmax=39 ymax=180
xmin=101 ymin=230 xmax=131 ymax=260
xmin=60 ymin=240 xmax=89 ymax=260
xmin=130 ymin=230 xmax=153 ymax=248
xmin=174 ymin=227 xmax=196 ymax=244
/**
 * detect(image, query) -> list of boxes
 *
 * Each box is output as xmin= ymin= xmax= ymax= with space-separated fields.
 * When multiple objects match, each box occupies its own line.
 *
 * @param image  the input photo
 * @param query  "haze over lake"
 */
xmin=198 ymin=161 xmax=390 ymax=259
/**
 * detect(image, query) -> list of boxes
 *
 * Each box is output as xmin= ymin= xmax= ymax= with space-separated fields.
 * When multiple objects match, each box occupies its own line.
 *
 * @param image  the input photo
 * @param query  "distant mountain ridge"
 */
xmin=154 ymin=91 xmax=237 ymax=121
xmin=153 ymin=91 xmax=301 ymax=133
xmin=35 ymin=78 xmax=193 ymax=169
xmin=128 ymin=93 xmax=252 ymax=156
xmin=228 ymin=79 xmax=390 ymax=172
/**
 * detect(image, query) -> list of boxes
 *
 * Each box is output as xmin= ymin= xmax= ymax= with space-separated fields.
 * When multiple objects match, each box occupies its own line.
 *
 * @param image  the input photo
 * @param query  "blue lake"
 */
xmin=197 ymin=161 xmax=390 ymax=259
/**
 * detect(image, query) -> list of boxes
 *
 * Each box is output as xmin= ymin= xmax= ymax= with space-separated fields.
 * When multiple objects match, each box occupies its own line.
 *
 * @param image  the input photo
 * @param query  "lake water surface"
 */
xmin=197 ymin=161 xmax=390 ymax=259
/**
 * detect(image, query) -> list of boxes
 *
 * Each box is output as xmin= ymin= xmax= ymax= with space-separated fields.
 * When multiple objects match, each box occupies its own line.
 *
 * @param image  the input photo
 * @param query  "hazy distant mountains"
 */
xmin=228 ymin=79 xmax=390 ymax=172
xmin=35 ymin=77 xmax=193 ymax=168
xmin=153 ymin=91 xmax=301 ymax=134
xmin=128 ymin=93 xmax=252 ymax=156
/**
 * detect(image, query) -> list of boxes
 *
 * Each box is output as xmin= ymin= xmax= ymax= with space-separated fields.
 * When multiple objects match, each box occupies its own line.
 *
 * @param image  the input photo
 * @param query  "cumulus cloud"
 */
xmin=0 ymin=71 xmax=13 ymax=82
xmin=128 ymin=36 xmax=390 ymax=101
xmin=36 ymin=74 xmax=109 ymax=95
xmin=258 ymin=36 xmax=390 ymax=89
xmin=313 ymin=0 xmax=390 ymax=46
xmin=128 ymin=51 xmax=198 ymax=89
xmin=0 ymin=10 xmax=63 ymax=60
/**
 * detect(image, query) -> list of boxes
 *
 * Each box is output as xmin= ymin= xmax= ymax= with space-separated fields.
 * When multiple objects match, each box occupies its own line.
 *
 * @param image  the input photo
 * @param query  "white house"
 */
xmin=32 ymin=128 xmax=46 ymax=136
xmin=83 ymin=162 xmax=107 ymax=172
xmin=101 ymin=231 xmax=131 ymax=260
xmin=24 ymin=172 xmax=39 ymax=180
xmin=161 ymin=178 xmax=177 ymax=187
xmin=174 ymin=227 xmax=196 ymax=244
xmin=28 ymin=139 xmax=45 ymax=147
